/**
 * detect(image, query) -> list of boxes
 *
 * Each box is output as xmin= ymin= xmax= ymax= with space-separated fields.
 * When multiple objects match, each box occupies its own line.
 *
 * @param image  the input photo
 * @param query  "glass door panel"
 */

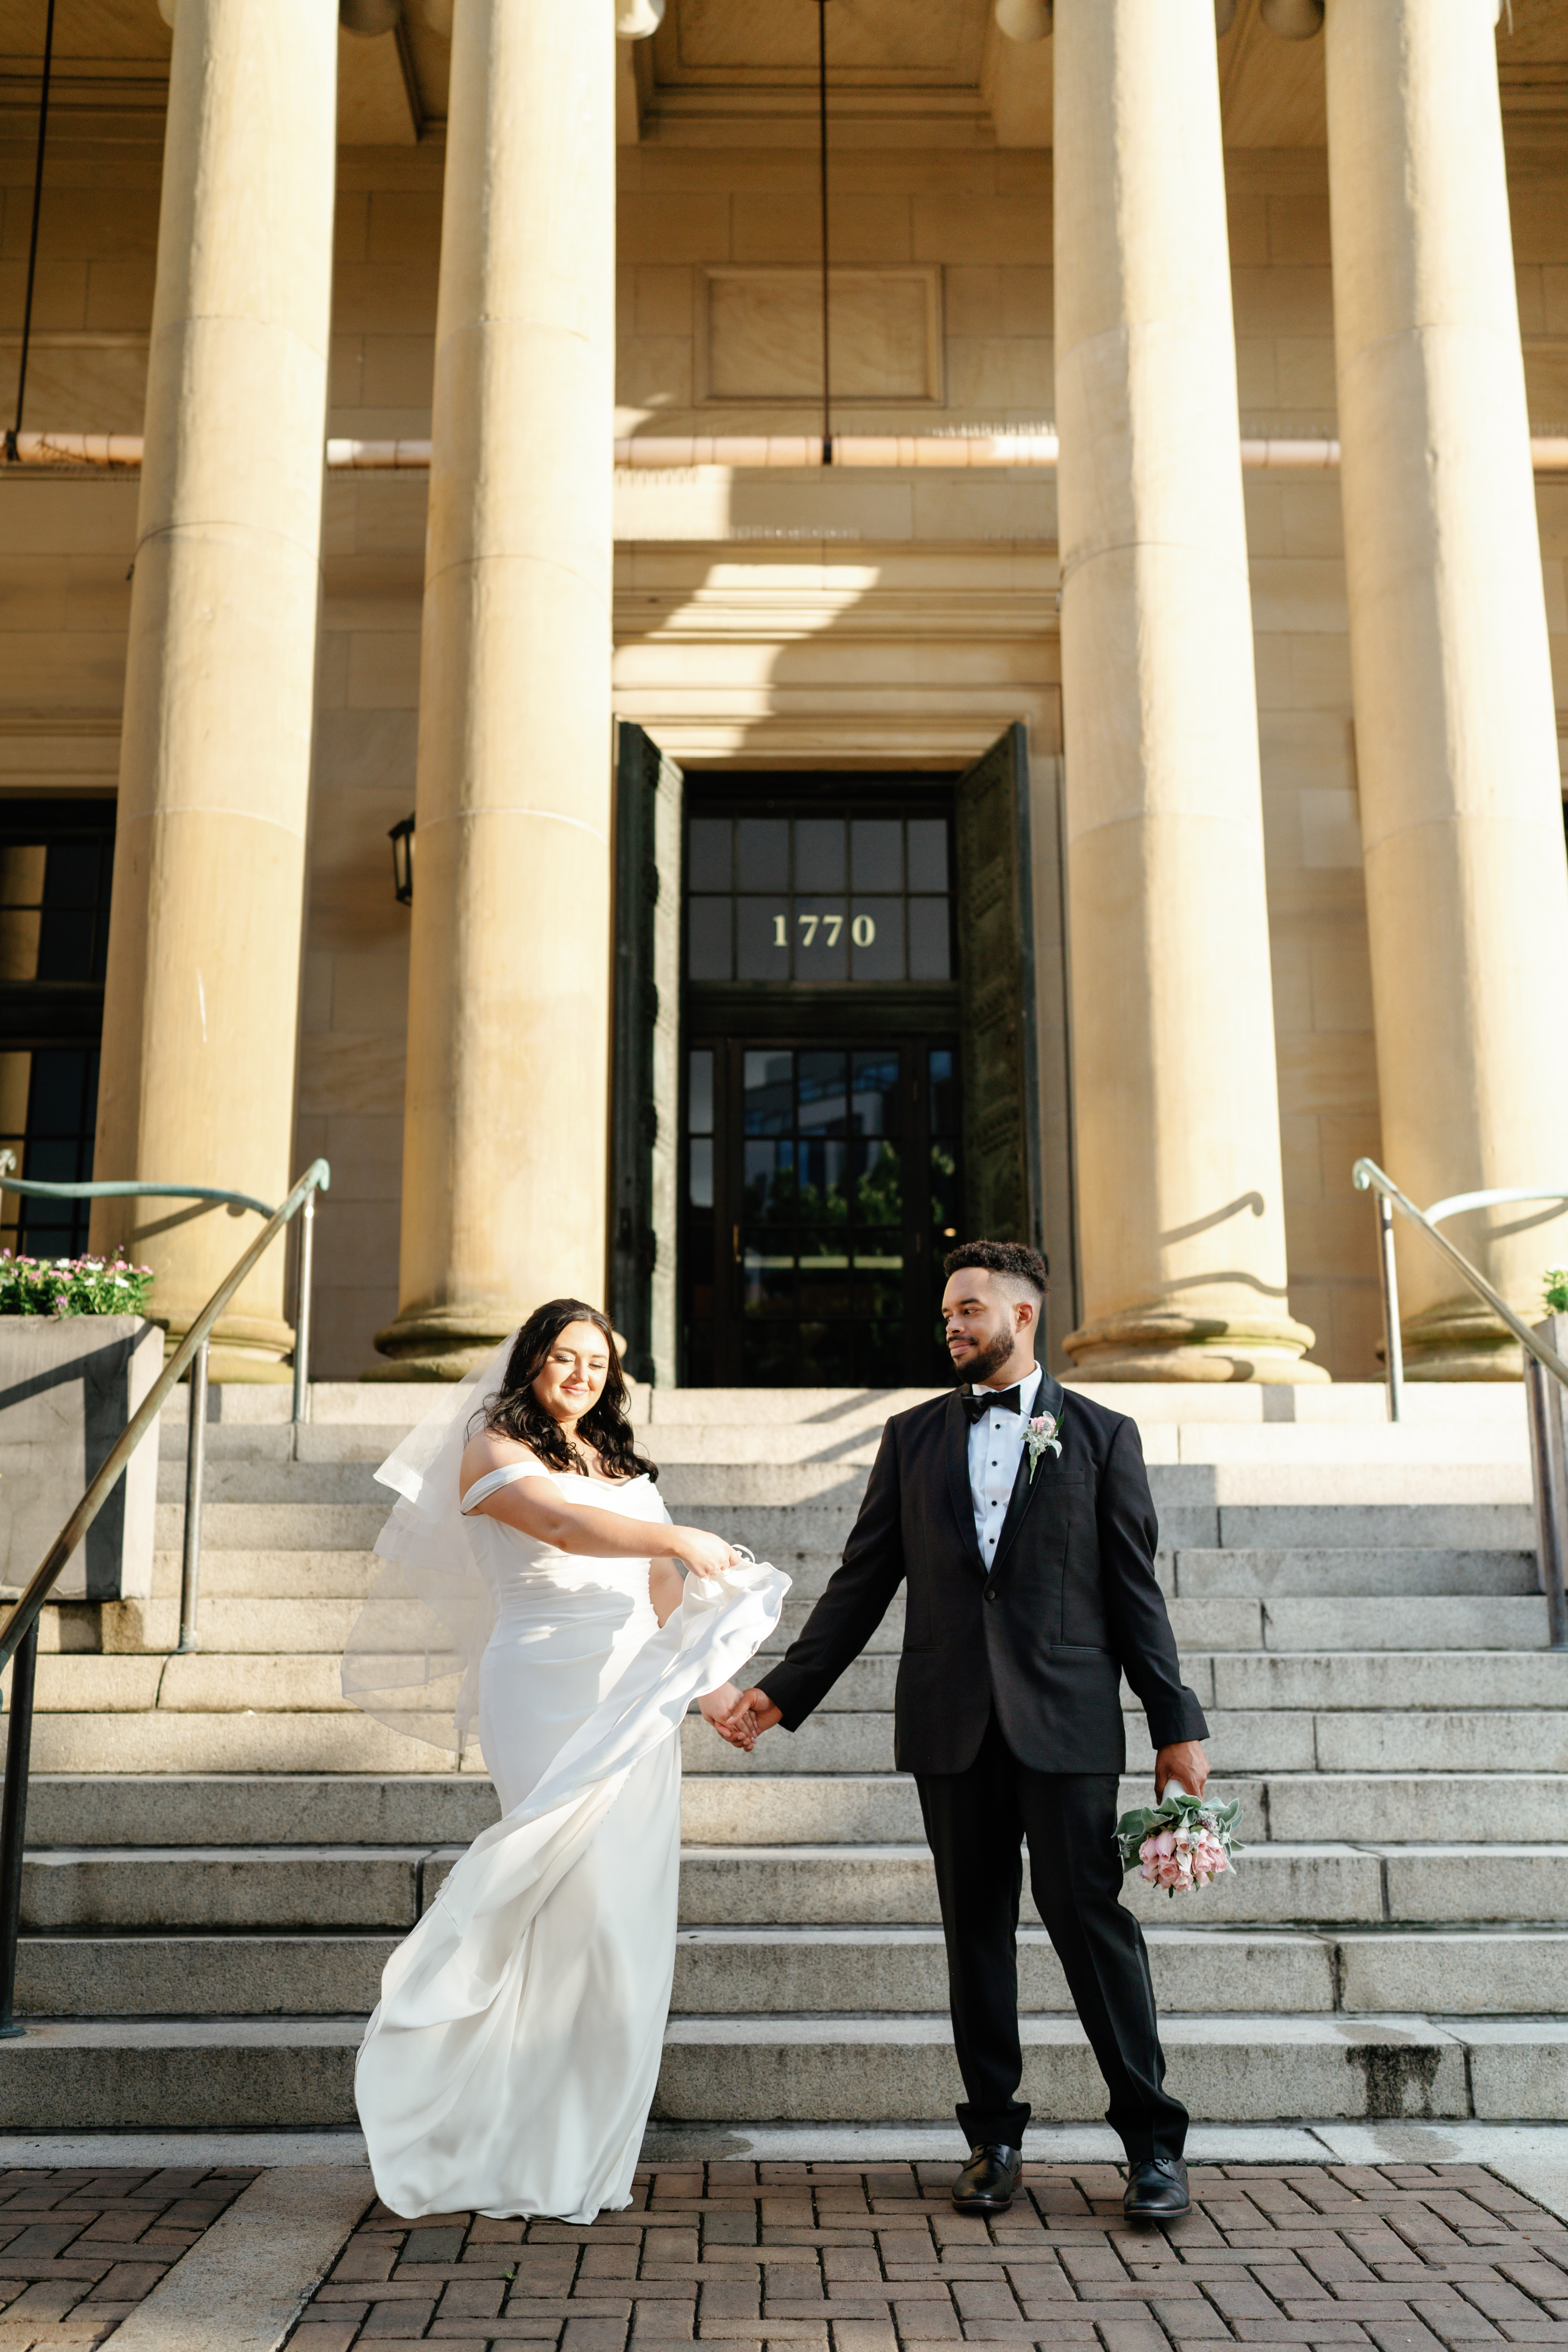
xmin=682 ymin=1033 xmax=961 ymax=1386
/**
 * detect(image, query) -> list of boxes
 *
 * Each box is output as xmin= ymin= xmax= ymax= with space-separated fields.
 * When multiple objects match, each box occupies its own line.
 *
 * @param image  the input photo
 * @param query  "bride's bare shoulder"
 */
xmin=458 ymin=1428 xmax=549 ymax=1487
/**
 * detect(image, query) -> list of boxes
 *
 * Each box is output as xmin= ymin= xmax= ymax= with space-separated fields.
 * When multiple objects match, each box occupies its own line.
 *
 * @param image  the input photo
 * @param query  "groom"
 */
xmin=718 ymin=1239 xmax=1210 ymax=2221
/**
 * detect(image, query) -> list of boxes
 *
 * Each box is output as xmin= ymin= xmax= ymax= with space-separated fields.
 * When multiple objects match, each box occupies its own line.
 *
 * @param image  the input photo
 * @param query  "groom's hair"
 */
xmin=944 ymin=1238 xmax=1049 ymax=1301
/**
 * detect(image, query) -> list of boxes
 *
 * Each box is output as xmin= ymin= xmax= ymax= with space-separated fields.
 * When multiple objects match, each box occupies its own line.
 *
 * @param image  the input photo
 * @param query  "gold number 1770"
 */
xmin=772 ymin=912 xmax=845 ymax=948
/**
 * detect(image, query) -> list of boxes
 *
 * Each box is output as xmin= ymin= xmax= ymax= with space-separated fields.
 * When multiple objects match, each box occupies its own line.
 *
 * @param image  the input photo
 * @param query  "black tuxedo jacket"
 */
xmin=755 ymin=1377 xmax=1209 ymax=1777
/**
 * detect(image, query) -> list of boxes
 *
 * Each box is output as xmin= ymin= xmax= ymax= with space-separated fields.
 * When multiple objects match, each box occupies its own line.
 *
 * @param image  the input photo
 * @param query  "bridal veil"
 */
xmin=340 ymin=1334 xmax=516 ymax=1754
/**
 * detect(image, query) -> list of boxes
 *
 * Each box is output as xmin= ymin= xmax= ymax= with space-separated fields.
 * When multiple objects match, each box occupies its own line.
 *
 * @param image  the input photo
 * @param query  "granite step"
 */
xmin=13 ymin=1935 xmax=394 ymax=2018
xmin=22 ymin=1837 xmax=1568 ymax=1934
xmin=16 ymin=1768 xmax=1565 ymax=1853
xmin=20 ymin=1775 xmax=500 ymax=1849
xmin=18 ymin=1691 xmax=1566 ymax=1779
xmin=25 ymin=1710 xmax=476 ymax=1775
xmin=674 ymin=1500 xmax=1541 ymax=1560
xmin=27 ymin=1642 xmax=1562 ymax=1716
xmin=0 ymin=2011 xmax=1557 ymax=2131
xmin=652 ymin=2013 xmax=1545 ymax=2126
xmin=757 ymin=1589 xmax=1550 ymax=1653
xmin=679 ymin=1770 xmax=1568 ymax=1847
xmin=667 ymin=1924 xmax=1568 ymax=2019
xmin=16 ymin=1924 xmax=1565 ymax=2021
xmin=46 ymin=1589 xmax=1561 ymax=1659
xmin=665 ymin=1842 xmax=1568 ymax=1930
xmin=1173 ymin=1547 xmax=1540 ymax=1598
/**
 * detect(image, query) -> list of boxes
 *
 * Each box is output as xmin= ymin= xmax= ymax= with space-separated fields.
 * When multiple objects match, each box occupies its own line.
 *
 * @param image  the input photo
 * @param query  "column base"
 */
xmin=1399 ymin=1300 xmax=1524 ymax=1381
xmin=158 ymin=1314 xmax=295 ymax=1385
xmin=367 ymin=1305 xmax=524 ymax=1383
xmin=1062 ymin=1307 xmax=1327 ymax=1383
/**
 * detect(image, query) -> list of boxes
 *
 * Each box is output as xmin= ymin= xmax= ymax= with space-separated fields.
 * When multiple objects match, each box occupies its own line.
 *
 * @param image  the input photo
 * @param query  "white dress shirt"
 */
xmin=966 ymin=1361 xmax=1044 ymax=1567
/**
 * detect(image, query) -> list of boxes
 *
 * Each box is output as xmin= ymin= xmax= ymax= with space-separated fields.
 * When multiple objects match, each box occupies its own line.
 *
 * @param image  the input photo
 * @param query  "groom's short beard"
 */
xmin=958 ymin=1328 xmax=1016 ymax=1387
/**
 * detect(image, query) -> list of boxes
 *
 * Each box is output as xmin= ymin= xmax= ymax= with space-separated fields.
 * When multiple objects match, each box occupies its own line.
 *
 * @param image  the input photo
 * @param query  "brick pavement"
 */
xmin=0 ymin=2163 xmax=260 ymax=2346
xmin=283 ymin=2164 xmax=1568 ymax=2352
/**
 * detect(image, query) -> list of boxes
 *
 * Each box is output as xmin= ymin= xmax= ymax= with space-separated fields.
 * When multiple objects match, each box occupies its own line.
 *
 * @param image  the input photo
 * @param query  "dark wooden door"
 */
xmin=609 ymin=723 xmax=682 ymax=1385
xmin=954 ymin=724 xmax=1042 ymax=1251
xmin=0 ymin=799 xmax=116 ymax=1259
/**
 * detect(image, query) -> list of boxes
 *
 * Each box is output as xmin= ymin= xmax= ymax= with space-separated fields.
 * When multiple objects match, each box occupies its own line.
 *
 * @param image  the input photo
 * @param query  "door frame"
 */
xmin=614 ymin=721 xmax=1079 ymax=1379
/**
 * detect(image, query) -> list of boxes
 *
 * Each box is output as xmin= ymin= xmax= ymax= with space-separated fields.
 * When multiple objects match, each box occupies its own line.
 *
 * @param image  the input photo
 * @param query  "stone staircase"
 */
xmin=0 ymin=1378 xmax=1564 ymax=2133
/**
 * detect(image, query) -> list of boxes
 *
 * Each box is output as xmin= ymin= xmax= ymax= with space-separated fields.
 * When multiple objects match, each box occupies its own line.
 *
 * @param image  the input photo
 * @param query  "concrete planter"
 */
xmin=0 ymin=1318 xmax=162 ymax=1603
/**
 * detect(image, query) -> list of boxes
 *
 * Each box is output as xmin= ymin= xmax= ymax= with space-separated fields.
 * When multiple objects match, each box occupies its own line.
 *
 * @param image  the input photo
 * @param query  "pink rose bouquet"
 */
xmin=1114 ymin=1787 xmax=1242 ymax=1897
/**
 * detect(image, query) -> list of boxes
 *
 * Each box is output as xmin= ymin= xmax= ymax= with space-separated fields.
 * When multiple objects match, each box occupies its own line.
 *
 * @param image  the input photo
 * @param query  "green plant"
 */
xmin=0 ymin=1252 xmax=154 ymax=1318
xmin=1545 ymin=1268 xmax=1568 ymax=1316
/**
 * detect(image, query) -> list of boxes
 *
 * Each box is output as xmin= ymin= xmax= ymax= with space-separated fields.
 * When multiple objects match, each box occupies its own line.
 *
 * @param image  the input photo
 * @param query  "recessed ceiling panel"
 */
xmin=655 ymin=0 xmax=989 ymax=87
xmin=1218 ymin=0 xmax=1327 ymax=147
xmin=1500 ymin=0 xmax=1568 ymax=66
xmin=0 ymin=0 xmax=168 ymax=62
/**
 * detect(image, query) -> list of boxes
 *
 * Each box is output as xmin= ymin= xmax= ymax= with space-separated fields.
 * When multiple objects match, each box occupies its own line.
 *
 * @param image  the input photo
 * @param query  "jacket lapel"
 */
xmin=943 ymin=1388 xmax=988 ymax=1578
xmin=991 ymin=1374 xmax=1067 ymax=1575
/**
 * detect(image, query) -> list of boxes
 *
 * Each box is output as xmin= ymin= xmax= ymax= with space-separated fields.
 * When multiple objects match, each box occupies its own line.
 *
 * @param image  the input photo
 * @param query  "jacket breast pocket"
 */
xmin=1032 ymin=1471 xmax=1090 ymax=1522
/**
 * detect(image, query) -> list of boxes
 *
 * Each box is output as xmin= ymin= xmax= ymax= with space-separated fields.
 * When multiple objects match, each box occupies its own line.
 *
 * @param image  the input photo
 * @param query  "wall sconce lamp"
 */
xmin=389 ymin=816 xmax=414 ymax=906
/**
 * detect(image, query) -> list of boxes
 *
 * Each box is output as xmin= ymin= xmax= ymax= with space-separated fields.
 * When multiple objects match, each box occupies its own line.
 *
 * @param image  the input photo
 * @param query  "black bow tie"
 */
xmin=962 ymin=1385 xmax=1021 ymax=1422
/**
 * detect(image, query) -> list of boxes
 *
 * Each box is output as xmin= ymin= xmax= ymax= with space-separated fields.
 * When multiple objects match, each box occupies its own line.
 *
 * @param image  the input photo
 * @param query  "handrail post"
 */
xmin=1376 ymin=1194 xmax=1404 ymax=1423
xmin=1526 ymin=1317 xmax=1568 ymax=1651
xmin=0 ymin=1624 xmax=39 ymax=2037
xmin=176 ymin=1338 xmax=208 ymax=1655
xmin=292 ymin=1189 xmax=314 ymax=1428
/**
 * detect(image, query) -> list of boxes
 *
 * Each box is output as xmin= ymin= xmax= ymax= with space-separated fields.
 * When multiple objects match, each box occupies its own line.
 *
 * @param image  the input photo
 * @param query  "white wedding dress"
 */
xmin=353 ymin=1459 xmax=785 ymax=2224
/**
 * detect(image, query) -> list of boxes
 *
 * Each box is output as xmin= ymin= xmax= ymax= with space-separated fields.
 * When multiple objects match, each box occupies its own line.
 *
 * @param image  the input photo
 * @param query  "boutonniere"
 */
xmin=1024 ymin=1410 xmax=1063 ymax=1482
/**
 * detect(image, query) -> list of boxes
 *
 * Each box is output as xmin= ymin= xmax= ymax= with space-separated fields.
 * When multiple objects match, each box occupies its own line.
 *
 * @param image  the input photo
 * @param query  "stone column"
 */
xmin=1054 ymin=0 xmax=1319 ymax=1381
xmin=371 ymin=0 xmax=616 ymax=1379
xmin=1326 ymin=0 xmax=1568 ymax=1377
xmin=91 ymin=0 xmax=337 ymax=1379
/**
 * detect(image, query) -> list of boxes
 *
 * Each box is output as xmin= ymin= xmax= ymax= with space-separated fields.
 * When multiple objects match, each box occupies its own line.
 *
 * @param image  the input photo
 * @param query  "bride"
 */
xmin=343 ymin=1299 xmax=786 ymax=2224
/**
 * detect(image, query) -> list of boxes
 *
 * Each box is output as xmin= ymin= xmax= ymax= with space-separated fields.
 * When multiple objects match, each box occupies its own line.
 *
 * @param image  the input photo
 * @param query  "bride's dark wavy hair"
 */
xmin=476 ymin=1299 xmax=656 ymax=1483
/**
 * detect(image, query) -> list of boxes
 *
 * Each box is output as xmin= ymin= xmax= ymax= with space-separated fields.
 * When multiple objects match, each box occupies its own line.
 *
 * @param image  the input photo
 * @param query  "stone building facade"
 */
xmin=1 ymin=0 xmax=1566 ymax=1389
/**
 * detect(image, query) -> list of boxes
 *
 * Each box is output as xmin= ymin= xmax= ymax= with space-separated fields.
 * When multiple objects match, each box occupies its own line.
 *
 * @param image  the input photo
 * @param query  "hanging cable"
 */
xmin=817 ymin=0 xmax=832 ymax=465
xmin=6 ymin=0 xmax=57 ymax=465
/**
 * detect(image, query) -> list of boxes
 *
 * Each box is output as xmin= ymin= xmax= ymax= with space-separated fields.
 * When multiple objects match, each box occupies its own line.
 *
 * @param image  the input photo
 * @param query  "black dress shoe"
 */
xmin=1122 ymin=2156 xmax=1190 ymax=2221
xmin=951 ymin=2143 xmax=1022 ymax=2213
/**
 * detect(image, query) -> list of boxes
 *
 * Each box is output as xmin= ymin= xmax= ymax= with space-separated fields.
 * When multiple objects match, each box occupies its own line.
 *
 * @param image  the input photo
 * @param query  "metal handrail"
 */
xmin=0 ymin=1156 xmax=330 ymax=2036
xmin=0 ymin=1158 xmax=274 ymax=1220
xmin=1425 ymin=1185 xmax=1568 ymax=1227
xmin=1352 ymin=1156 xmax=1568 ymax=1650
xmin=0 ymin=1153 xmax=321 ymax=1427
xmin=1352 ymin=1160 xmax=1568 ymax=1412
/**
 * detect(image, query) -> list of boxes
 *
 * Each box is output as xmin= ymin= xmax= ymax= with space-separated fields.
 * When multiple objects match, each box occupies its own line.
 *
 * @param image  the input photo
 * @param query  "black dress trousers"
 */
xmin=915 ymin=1713 xmax=1189 ymax=2162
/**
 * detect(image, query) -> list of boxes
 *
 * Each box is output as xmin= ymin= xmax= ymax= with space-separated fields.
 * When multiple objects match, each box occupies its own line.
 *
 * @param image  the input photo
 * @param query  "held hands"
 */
xmin=699 ymin=1682 xmax=765 ymax=1751
xmin=705 ymin=1685 xmax=782 ymax=1751
xmin=1154 ymin=1739 xmax=1210 ymax=1800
